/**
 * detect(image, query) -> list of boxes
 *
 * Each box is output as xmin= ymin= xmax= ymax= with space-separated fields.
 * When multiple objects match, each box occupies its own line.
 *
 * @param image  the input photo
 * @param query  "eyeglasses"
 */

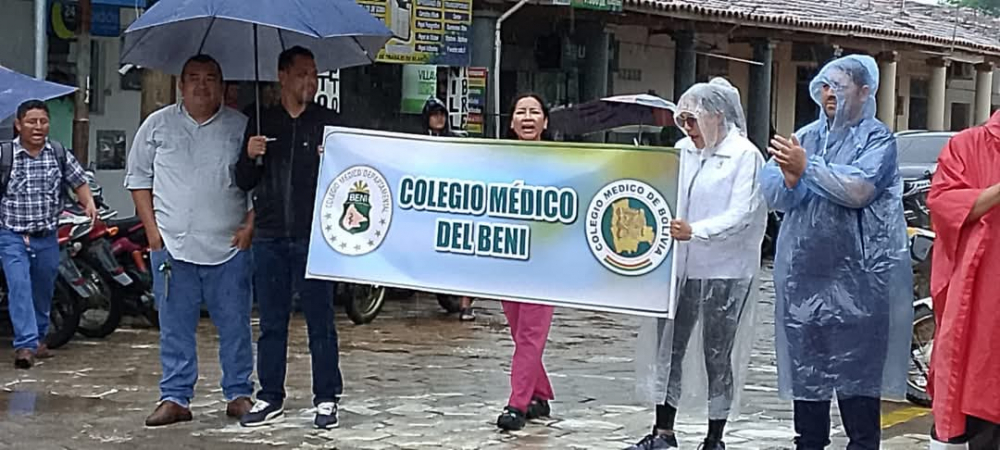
xmin=677 ymin=115 xmax=698 ymax=129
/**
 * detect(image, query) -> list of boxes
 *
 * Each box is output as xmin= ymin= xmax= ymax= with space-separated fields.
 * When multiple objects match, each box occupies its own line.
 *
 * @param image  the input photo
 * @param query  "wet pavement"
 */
xmin=0 ymin=267 xmax=932 ymax=449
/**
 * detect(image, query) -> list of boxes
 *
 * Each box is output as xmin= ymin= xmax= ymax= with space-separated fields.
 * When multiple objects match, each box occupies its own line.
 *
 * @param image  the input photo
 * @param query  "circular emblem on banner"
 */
xmin=320 ymin=166 xmax=393 ymax=256
xmin=586 ymin=179 xmax=673 ymax=276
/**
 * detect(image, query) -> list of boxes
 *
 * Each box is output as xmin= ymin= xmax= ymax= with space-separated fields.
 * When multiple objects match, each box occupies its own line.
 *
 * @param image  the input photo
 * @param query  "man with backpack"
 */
xmin=1 ymin=99 xmax=97 ymax=369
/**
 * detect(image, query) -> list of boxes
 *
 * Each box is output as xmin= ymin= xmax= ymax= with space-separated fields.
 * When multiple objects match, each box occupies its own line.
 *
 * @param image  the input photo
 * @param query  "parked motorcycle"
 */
xmin=342 ymin=286 xmax=464 ymax=325
xmin=907 ymin=226 xmax=935 ymax=407
xmin=66 ymin=205 xmax=129 ymax=338
xmin=107 ymin=215 xmax=157 ymax=328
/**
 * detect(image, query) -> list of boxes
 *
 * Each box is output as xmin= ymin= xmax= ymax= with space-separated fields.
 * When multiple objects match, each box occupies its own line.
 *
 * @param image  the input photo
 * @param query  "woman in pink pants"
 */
xmin=496 ymin=93 xmax=556 ymax=431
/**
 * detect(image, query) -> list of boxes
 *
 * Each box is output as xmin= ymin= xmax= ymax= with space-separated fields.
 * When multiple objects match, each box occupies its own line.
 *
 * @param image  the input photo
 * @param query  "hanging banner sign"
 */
xmin=466 ymin=67 xmax=487 ymax=136
xmin=446 ymin=66 xmax=468 ymax=130
xmin=306 ymin=128 xmax=681 ymax=317
xmin=357 ymin=0 xmax=472 ymax=66
xmin=315 ymin=71 xmax=341 ymax=113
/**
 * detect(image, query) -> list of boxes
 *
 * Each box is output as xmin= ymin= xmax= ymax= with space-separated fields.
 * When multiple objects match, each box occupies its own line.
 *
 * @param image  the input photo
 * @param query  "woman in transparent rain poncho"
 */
xmin=628 ymin=78 xmax=767 ymax=450
xmin=761 ymin=55 xmax=912 ymax=449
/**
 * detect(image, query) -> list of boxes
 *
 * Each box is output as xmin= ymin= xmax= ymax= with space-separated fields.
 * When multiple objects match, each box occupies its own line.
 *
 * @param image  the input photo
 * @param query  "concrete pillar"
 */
xmin=470 ymin=10 xmax=499 ymax=137
xmin=748 ymin=40 xmax=774 ymax=151
xmin=927 ymin=58 xmax=949 ymax=132
xmin=975 ymin=62 xmax=994 ymax=125
xmin=876 ymin=52 xmax=898 ymax=130
xmin=672 ymin=30 xmax=696 ymax=101
xmin=775 ymin=60 xmax=797 ymax=136
xmin=581 ymin=24 xmax=610 ymax=102
xmin=34 ymin=0 xmax=46 ymax=79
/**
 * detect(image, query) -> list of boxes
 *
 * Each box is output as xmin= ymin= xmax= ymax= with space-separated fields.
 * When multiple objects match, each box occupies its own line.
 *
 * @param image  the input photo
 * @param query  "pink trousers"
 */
xmin=502 ymin=301 xmax=555 ymax=411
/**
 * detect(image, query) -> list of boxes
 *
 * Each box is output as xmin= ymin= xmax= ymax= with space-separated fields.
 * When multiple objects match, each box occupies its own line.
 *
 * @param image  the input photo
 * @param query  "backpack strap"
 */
xmin=0 ymin=142 xmax=14 ymax=201
xmin=49 ymin=140 xmax=68 ymax=176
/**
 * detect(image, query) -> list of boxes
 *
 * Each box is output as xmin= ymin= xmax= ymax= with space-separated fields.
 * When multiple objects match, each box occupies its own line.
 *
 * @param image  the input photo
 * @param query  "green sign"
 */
xmin=401 ymin=64 xmax=438 ymax=114
xmin=571 ymin=0 xmax=622 ymax=11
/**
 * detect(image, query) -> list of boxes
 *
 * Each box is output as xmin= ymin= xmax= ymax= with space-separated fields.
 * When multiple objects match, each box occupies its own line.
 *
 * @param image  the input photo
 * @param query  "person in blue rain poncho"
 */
xmin=761 ymin=55 xmax=913 ymax=449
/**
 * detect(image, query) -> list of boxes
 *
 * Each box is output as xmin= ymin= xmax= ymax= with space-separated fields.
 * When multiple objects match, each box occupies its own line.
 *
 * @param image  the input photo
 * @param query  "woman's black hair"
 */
xmin=506 ymin=93 xmax=551 ymax=140
xmin=422 ymin=97 xmax=450 ymax=134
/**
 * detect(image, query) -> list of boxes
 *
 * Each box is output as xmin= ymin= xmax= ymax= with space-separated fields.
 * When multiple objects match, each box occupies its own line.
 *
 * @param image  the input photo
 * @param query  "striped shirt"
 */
xmin=0 ymin=138 xmax=87 ymax=233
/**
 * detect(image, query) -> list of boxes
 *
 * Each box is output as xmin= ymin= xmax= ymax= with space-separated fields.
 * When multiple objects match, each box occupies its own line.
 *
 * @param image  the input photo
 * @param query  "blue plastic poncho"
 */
xmin=760 ymin=55 xmax=913 ymax=401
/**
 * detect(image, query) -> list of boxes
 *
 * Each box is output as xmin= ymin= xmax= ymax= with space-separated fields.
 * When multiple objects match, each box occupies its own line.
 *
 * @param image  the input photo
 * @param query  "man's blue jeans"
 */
xmin=253 ymin=237 xmax=342 ymax=407
xmin=151 ymin=249 xmax=254 ymax=408
xmin=0 ymin=229 xmax=59 ymax=351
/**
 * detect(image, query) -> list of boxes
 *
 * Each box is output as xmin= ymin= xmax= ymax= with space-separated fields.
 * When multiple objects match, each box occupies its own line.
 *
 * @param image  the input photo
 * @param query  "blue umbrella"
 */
xmin=120 ymin=0 xmax=392 ymax=81
xmin=0 ymin=65 xmax=77 ymax=121
xmin=120 ymin=0 xmax=393 ymax=138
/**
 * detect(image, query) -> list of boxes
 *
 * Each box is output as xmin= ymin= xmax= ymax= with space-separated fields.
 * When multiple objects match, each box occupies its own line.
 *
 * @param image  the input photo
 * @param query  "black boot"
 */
xmin=496 ymin=406 xmax=527 ymax=431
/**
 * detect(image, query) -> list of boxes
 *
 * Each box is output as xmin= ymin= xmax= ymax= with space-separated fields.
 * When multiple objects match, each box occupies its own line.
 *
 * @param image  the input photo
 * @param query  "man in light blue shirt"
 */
xmin=125 ymin=54 xmax=256 ymax=427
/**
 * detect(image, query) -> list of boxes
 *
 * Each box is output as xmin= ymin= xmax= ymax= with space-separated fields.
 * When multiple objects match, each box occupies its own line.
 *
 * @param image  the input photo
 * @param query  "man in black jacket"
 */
xmin=235 ymin=46 xmax=343 ymax=430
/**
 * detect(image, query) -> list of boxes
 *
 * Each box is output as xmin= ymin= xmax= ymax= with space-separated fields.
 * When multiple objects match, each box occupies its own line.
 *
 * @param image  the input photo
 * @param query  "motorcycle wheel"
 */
xmin=343 ymin=284 xmax=387 ymax=325
xmin=75 ymin=260 xmax=124 ymax=339
xmin=141 ymin=292 xmax=159 ymax=329
xmin=436 ymin=294 xmax=463 ymax=314
xmin=907 ymin=305 xmax=934 ymax=407
xmin=45 ymin=282 xmax=82 ymax=349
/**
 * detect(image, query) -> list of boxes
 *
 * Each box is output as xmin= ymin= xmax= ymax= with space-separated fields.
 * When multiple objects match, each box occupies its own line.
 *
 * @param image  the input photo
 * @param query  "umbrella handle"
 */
xmin=253 ymin=24 xmax=264 ymax=167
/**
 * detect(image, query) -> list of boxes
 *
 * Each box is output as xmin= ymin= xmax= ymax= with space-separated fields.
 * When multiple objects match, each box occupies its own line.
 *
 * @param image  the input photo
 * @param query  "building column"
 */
xmin=748 ymin=40 xmax=774 ymax=151
xmin=975 ymin=62 xmax=995 ymax=125
xmin=876 ymin=52 xmax=898 ymax=130
xmin=927 ymin=58 xmax=949 ymax=132
xmin=672 ymin=30 xmax=696 ymax=101
xmin=581 ymin=24 xmax=610 ymax=102
xmin=470 ymin=9 xmax=499 ymax=137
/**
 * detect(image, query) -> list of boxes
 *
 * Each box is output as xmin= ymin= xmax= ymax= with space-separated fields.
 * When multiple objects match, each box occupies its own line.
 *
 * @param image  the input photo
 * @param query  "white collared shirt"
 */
xmin=124 ymin=104 xmax=250 ymax=265
xmin=675 ymin=131 xmax=768 ymax=279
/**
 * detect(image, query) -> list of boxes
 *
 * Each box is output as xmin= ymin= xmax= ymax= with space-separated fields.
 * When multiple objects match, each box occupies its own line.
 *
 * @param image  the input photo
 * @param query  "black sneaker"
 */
xmin=526 ymin=398 xmax=550 ymax=419
xmin=240 ymin=400 xmax=284 ymax=427
xmin=459 ymin=308 xmax=476 ymax=321
xmin=314 ymin=402 xmax=339 ymax=429
xmin=699 ymin=439 xmax=725 ymax=450
xmin=496 ymin=406 xmax=527 ymax=431
xmin=625 ymin=433 xmax=678 ymax=449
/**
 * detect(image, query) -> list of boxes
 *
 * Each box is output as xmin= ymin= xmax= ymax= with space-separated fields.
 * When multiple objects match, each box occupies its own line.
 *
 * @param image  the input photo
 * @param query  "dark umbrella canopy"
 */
xmin=549 ymin=94 xmax=676 ymax=137
xmin=0 ymin=66 xmax=77 ymax=121
xmin=121 ymin=0 xmax=393 ymax=81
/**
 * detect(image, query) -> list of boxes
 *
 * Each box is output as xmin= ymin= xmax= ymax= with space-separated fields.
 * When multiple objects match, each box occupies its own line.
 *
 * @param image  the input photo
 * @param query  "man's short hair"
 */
xmin=278 ymin=46 xmax=315 ymax=72
xmin=16 ymin=100 xmax=49 ymax=120
xmin=835 ymin=58 xmax=870 ymax=89
xmin=181 ymin=54 xmax=223 ymax=80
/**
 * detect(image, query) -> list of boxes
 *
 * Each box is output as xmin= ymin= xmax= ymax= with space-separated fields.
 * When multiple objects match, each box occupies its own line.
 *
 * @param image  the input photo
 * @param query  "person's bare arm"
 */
xmin=965 ymin=184 xmax=1000 ymax=224
xmin=131 ymin=189 xmax=163 ymax=250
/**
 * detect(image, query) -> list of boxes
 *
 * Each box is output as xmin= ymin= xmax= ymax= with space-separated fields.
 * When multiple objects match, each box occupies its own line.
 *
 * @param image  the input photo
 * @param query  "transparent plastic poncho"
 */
xmin=636 ymin=78 xmax=767 ymax=420
xmin=760 ymin=55 xmax=913 ymax=401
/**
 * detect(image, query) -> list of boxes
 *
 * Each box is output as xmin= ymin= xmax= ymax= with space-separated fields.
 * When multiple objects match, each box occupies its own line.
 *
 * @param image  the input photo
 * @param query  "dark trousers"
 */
xmin=794 ymin=396 xmax=880 ymax=450
xmin=933 ymin=416 xmax=1000 ymax=449
xmin=253 ymin=237 xmax=342 ymax=406
xmin=665 ymin=278 xmax=751 ymax=420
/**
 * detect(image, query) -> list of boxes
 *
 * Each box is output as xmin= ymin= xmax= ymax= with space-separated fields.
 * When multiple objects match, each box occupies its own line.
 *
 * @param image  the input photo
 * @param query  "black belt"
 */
xmin=23 ymin=229 xmax=54 ymax=238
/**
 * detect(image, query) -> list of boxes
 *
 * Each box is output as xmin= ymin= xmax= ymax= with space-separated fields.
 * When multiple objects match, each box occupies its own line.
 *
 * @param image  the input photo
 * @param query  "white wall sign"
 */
xmin=316 ymin=70 xmax=341 ymax=113
xmin=447 ymin=67 xmax=469 ymax=131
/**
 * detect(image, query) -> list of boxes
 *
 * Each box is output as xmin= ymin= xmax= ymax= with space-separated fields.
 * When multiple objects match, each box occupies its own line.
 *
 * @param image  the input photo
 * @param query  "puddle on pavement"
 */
xmin=0 ymin=389 xmax=112 ymax=417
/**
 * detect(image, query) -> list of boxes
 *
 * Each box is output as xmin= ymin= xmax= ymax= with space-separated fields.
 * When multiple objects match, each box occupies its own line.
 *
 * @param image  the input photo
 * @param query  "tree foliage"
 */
xmin=949 ymin=0 xmax=1000 ymax=15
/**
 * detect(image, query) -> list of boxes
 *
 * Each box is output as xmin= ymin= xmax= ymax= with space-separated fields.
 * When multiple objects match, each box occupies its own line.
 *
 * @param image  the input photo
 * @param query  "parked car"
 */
xmin=895 ymin=130 xmax=955 ymax=180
